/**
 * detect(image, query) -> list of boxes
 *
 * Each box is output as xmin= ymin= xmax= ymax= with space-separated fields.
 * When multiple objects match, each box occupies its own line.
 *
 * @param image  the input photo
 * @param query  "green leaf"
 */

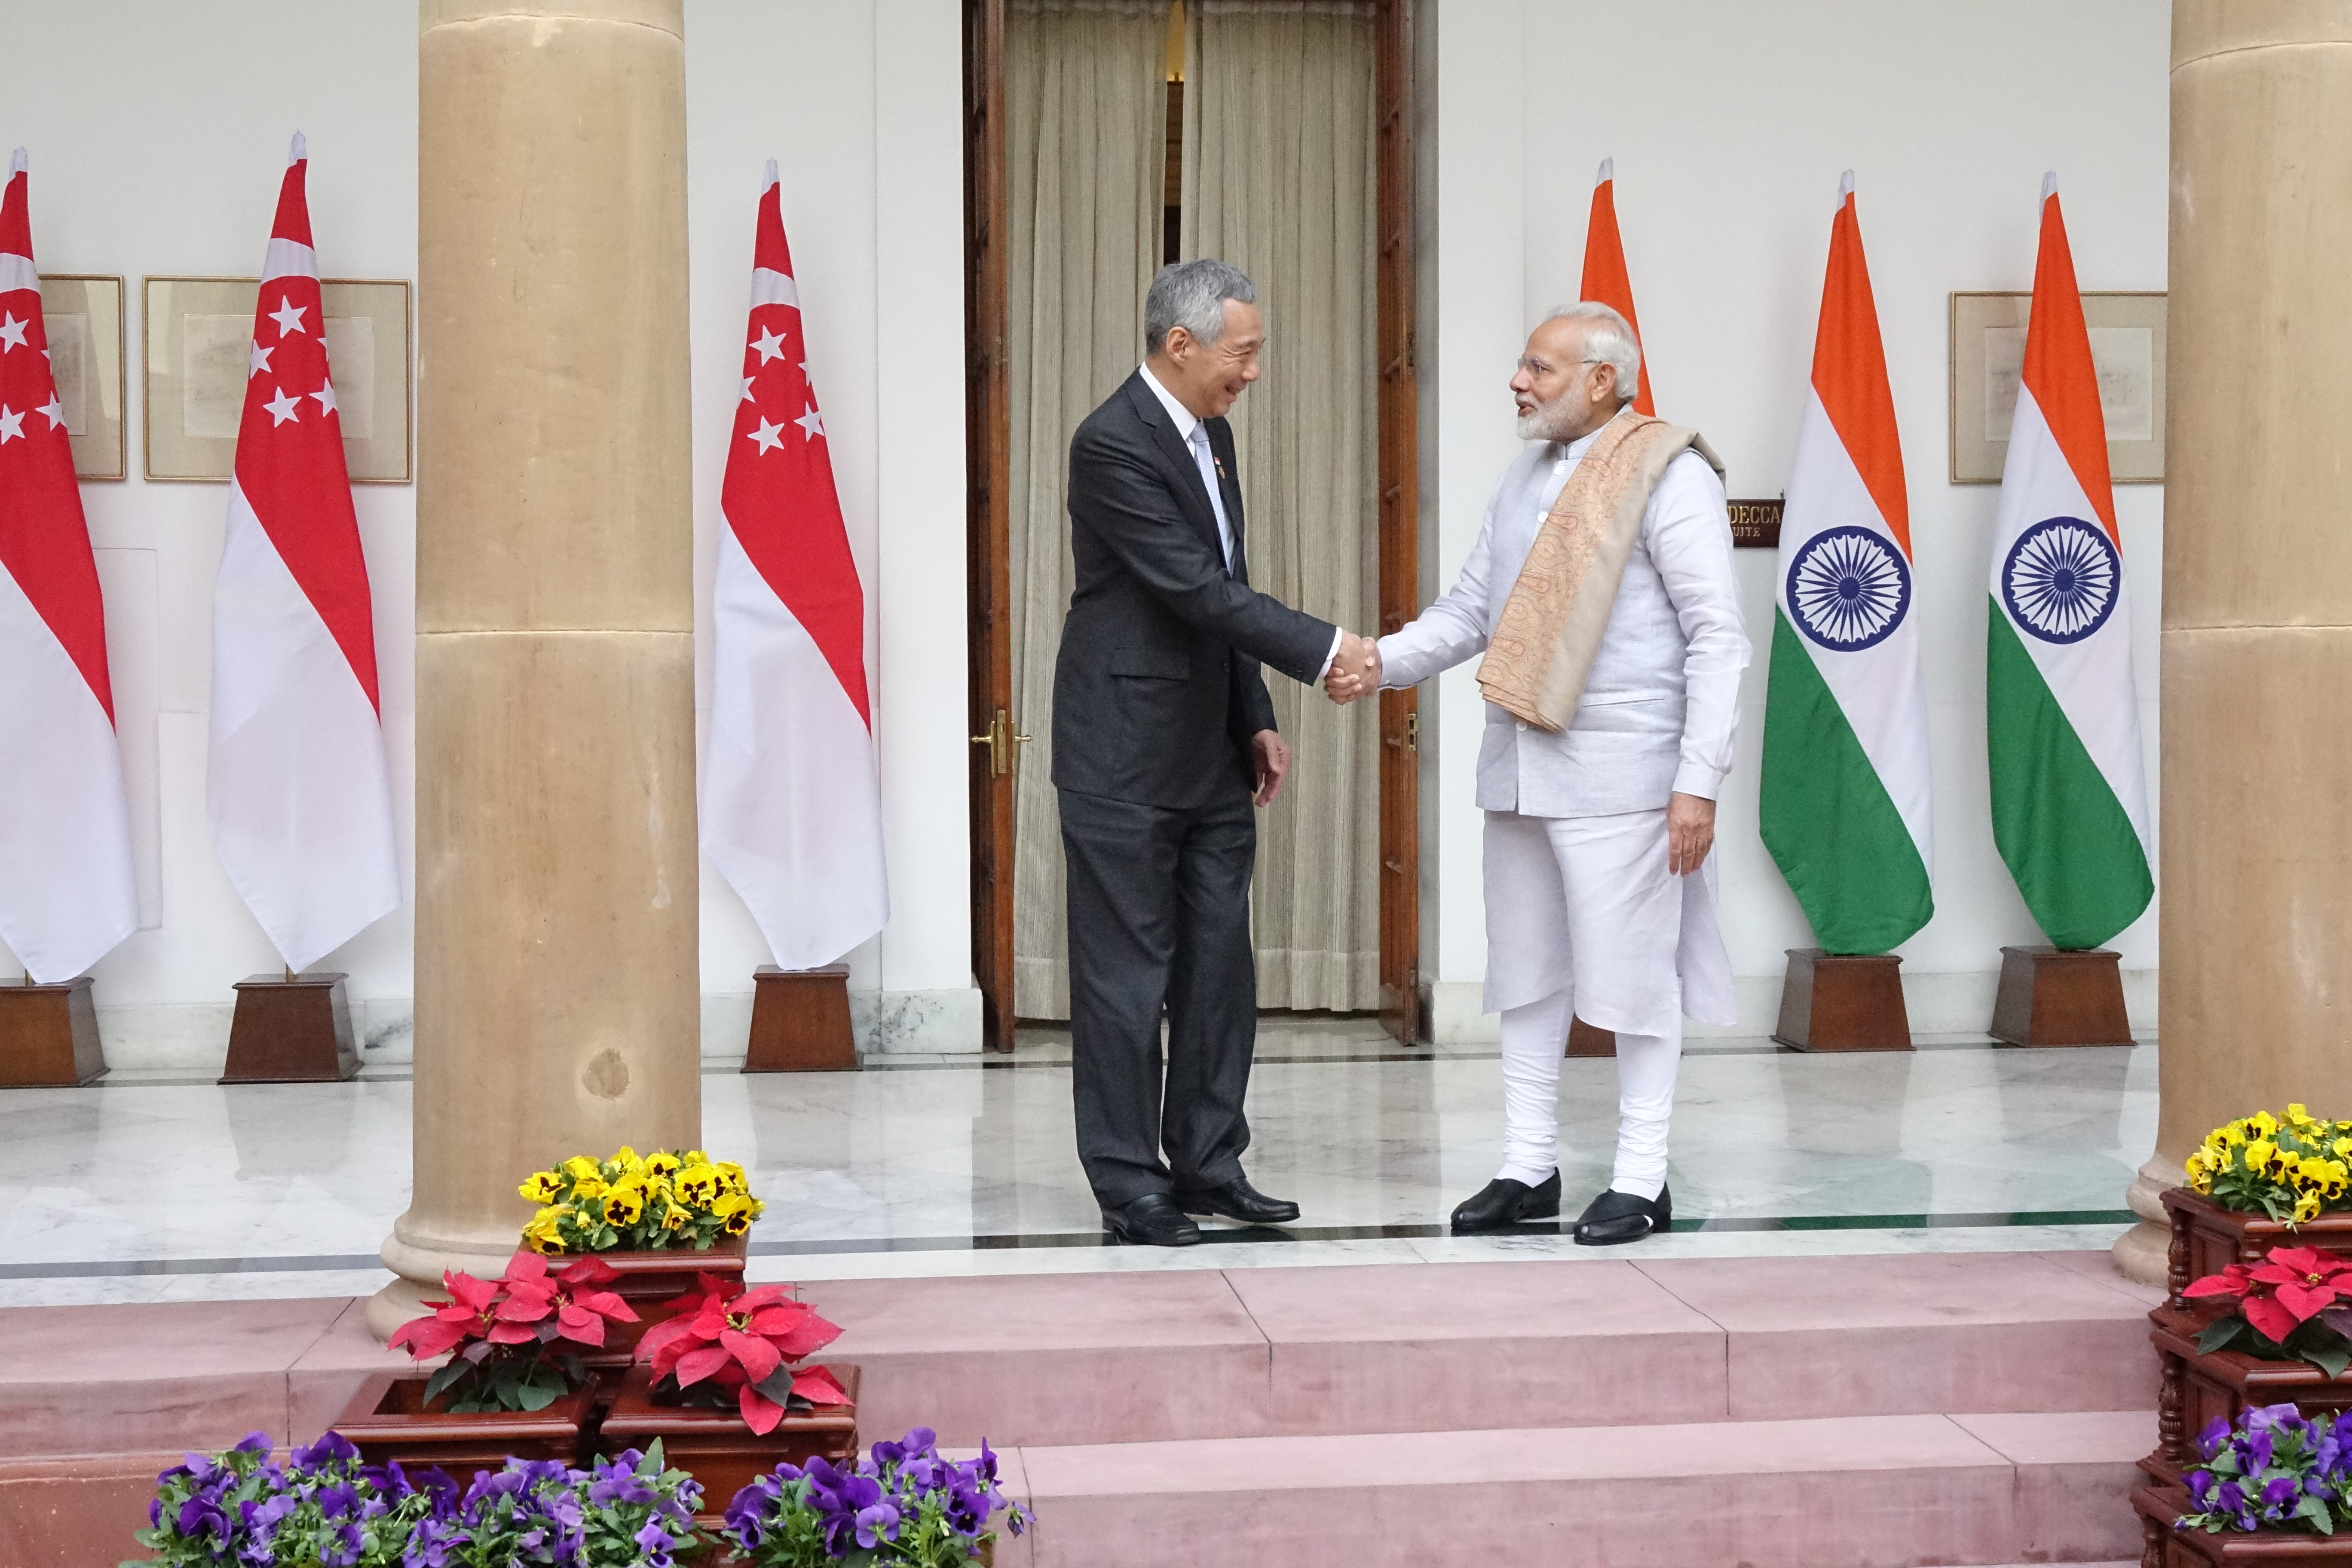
xmin=423 ymin=1361 xmax=469 ymax=1405
xmin=2308 ymin=1341 xmax=2352 ymax=1381
xmin=2199 ymin=1316 xmax=2251 ymax=1354
xmin=513 ymin=1378 xmax=561 ymax=1412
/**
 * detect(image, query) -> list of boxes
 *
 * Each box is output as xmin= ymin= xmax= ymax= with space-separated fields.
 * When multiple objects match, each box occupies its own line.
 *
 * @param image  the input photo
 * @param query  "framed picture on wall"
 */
xmin=1949 ymin=291 xmax=2165 ymax=484
xmin=36 ymin=275 xmax=126 ymax=481
xmin=142 ymin=276 xmax=411 ymax=484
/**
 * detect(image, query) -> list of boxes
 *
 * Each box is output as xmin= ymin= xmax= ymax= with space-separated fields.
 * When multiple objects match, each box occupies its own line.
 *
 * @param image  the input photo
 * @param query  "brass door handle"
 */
xmin=970 ymin=710 xmax=1029 ymax=778
xmin=970 ymin=710 xmax=1005 ymax=776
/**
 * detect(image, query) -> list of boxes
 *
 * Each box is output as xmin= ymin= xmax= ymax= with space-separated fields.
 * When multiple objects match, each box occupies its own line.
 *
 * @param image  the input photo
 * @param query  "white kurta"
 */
xmin=1378 ymin=416 xmax=1749 ymax=1031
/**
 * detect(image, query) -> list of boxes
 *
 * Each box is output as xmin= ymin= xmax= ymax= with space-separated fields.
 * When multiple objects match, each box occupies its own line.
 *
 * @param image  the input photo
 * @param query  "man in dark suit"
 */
xmin=1054 ymin=259 xmax=1377 ymax=1247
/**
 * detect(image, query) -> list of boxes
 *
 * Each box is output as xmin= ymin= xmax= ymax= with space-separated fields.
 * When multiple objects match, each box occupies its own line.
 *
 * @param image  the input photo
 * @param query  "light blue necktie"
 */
xmin=1188 ymin=423 xmax=1236 ymax=571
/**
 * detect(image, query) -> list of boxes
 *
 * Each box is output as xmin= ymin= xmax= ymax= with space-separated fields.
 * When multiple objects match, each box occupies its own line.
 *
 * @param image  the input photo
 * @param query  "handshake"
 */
xmin=1323 ymin=630 xmax=1382 ymax=705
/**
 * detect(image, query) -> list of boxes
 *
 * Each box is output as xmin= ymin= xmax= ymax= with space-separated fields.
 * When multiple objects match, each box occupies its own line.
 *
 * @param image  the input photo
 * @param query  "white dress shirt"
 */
xmin=1376 ymin=414 xmax=1749 ymax=818
xmin=1137 ymin=363 xmax=1343 ymax=682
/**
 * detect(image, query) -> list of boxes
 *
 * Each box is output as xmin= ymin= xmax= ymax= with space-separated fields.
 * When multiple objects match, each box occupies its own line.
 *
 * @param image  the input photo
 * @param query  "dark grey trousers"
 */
xmin=1058 ymin=784 xmax=1259 ymax=1209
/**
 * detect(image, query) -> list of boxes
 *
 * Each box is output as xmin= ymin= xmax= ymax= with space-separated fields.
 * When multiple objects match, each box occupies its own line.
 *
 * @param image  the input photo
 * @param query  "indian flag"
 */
xmin=1760 ymin=173 xmax=1933 ymax=955
xmin=1985 ymin=173 xmax=2152 ymax=951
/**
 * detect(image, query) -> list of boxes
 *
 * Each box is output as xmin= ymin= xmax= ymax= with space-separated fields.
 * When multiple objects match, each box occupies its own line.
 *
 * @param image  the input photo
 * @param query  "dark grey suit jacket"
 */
xmin=1051 ymin=372 xmax=1337 ymax=810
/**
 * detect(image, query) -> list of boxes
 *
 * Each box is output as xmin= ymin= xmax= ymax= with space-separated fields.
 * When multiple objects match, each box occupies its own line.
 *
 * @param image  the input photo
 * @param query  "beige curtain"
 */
xmin=1182 ymin=0 xmax=1380 ymax=1011
xmin=1007 ymin=0 xmax=1168 ymax=1019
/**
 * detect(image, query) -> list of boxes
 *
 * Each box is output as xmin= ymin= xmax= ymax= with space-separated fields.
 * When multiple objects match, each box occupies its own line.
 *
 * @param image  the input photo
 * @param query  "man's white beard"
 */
xmin=1516 ymin=390 xmax=1584 ymax=443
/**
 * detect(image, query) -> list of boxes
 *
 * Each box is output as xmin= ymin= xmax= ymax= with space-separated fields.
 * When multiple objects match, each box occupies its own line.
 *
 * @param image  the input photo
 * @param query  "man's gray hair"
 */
xmin=1145 ymin=259 xmax=1258 ymax=355
xmin=1544 ymin=300 xmax=1642 ymax=404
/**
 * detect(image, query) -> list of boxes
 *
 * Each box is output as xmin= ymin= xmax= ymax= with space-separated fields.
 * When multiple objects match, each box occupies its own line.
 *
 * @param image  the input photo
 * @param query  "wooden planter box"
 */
xmin=597 ymin=1363 xmax=859 ymax=1519
xmin=551 ymin=1231 xmax=749 ymax=1368
xmin=711 ymin=1543 xmax=992 ymax=1568
xmin=328 ymin=1369 xmax=599 ymax=1477
xmin=2144 ymin=1305 xmax=2352 ymax=1485
xmin=2136 ymin=1485 xmax=2352 ymax=1563
xmin=2165 ymin=1189 xmax=2352 ymax=1311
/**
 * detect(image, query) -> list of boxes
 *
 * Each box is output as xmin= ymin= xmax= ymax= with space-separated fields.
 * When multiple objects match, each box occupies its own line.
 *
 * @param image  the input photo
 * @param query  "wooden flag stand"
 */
xmin=1773 ymin=948 xmax=1914 ymax=1052
xmin=0 ymin=976 xmax=107 ymax=1087
xmin=220 ymin=971 xmax=361 ymax=1084
xmin=1565 ymin=1017 xmax=1617 ymax=1058
xmin=1989 ymin=945 xmax=2133 ymax=1046
xmin=743 ymin=964 xmax=859 ymax=1072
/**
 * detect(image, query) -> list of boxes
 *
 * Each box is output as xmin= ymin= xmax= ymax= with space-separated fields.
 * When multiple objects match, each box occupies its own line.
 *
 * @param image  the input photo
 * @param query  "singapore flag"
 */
xmin=701 ymin=162 xmax=888 ymax=969
xmin=0 ymin=150 xmax=138 ymax=982
xmin=208 ymin=135 xmax=399 ymax=972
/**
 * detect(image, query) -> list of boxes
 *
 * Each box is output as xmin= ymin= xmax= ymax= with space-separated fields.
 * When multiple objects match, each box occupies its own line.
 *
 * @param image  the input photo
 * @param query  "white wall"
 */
xmin=1 ymin=0 xmax=2172 ymax=1064
xmin=1421 ymin=0 xmax=2169 ymax=1038
xmin=0 ymin=1 xmax=977 ymax=1066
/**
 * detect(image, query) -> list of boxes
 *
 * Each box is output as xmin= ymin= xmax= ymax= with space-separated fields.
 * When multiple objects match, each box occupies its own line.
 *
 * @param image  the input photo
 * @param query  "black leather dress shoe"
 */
xmin=1102 ymin=1192 xmax=1202 ymax=1247
xmin=1449 ymin=1169 xmax=1562 ymax=1232
xmin=1176 ymin=1176 xmax=1300 ymax=1225
xmin=1572 ymin=1183 xmax=1672 ymax=1246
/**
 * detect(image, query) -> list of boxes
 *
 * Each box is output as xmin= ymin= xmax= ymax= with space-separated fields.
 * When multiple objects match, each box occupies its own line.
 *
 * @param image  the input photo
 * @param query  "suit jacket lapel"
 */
xmin=1121 ymin=374 xmax=1230 ymax=566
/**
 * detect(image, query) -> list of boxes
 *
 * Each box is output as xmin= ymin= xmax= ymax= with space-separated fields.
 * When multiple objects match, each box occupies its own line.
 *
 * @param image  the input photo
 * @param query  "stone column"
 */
xmin=2116 ymin=0 xmax=2352 ymax=1283
xmin=371 ymin=0 xmax=700 ymax=1336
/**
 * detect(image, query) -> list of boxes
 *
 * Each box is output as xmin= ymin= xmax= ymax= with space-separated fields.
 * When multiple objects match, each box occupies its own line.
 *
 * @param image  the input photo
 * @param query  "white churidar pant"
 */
xmin=1482 ymin=806 xmax=1735 ymax=1198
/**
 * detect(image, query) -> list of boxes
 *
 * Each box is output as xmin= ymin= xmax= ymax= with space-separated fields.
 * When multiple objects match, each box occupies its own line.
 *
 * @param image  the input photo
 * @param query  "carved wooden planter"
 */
xmin=2145 ymin=1305 xmax=2352 ymax=1485
xmin=2165 ymin=1189 xmax=2352 ymax=1311
xmin=2136 ymin=1485 xmax=2352 ymax=1563
xmin=596 ymin=1363 xmax=859 ymax=1520
xmin=552 ymin=1232 xmax=749 ymax=1369
xmin=328 ymin=1369 xmax=600 ymax=1476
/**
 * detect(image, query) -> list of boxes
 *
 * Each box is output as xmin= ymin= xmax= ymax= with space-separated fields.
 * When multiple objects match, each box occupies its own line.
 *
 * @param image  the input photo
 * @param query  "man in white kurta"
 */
xmin=1338 ymin=303 xmax=1747 ymax=1244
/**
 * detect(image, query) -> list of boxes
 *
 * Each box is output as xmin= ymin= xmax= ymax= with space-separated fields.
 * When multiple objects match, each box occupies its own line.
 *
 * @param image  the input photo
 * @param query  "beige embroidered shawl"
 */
xmin=1475 ymin=410 xmax=1727 ymax=732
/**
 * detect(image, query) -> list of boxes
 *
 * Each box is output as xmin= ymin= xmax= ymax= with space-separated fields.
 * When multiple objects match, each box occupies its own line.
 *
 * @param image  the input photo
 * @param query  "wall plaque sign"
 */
xmin=142 ymin=276 xmax=411 ymax=483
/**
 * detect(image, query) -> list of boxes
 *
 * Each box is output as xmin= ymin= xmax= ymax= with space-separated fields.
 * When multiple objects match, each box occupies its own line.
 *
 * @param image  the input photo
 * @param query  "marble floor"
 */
xmin=0 ymin=1020 xmax=2154 ymax=1306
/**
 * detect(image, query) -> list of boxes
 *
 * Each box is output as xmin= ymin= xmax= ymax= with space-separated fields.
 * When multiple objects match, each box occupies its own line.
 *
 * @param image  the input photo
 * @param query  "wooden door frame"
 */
xmin=964 ymin=0 xmax=1017 ymax=1050
xmin=962 ymin=0 xmax=1421 ymax=1047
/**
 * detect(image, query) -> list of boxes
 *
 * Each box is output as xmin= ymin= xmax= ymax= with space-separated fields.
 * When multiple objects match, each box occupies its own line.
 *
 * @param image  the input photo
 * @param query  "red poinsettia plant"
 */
xmin=389 ymin=1250 xmax=639 ymax=1412
xmin=2187 ymin=1245 xmax=2352 ymax=1378
xmin=636 ymin=1272 xmax=851 ymax=1434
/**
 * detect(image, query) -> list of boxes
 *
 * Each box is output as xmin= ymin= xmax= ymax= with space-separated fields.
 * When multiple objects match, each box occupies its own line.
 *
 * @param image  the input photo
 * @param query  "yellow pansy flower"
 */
xmin=2297 ymin=1190 xmax=2324 ymax=1224
xmin=2253 ymin=1111 xmax=2281 ymax=1139
xmin=603 ymin=1182 xmax=647 ymax=1226
xmin=615 ymin=1145 xmax=648 ymax=1177
xmin=520 ymin=1170 xmax=563 ymax=1204
xmin=522 ymin=1207 xmax=570 ymax=1254
xmin=718 ymin=1161 xmax=750 ymax=1195
xmin=658 ymin=1199 xmax=690 ymax=1232
xmin=643 ymin=1151 xmax=683 ymax=1179
xmin=563 ymin=1155 xmax=601 ymax=1181
xmin=714 ymin=1192 xmax=756 ymax=1236
xmin=677 ymin=1165 xmax=723 ymax=1207
xmin=571 ymin=1174 xmax=609 ymax=1202
xmin=2247 ymin=1139 xmax=2277 ymax=1172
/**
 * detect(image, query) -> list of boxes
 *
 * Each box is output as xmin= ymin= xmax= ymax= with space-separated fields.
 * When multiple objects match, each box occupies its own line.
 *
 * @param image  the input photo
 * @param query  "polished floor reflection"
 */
xmin=2 ymin=1020 xmax=2153 ymax=1305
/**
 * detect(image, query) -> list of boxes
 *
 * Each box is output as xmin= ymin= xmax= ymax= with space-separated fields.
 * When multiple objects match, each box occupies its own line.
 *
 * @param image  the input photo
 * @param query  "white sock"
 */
xmin=1608 ymin=1023 xmax=1682 ymax=1201
xmin=1495 ymin=989 xmax=1572 ymax=1186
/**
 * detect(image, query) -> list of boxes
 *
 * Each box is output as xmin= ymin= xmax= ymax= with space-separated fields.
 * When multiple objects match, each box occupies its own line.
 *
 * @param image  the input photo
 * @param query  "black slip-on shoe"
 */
xmin=1101 ymin=1192 xmax=1203 ymax=1247
xmin=1571 ymin=1183 xmax=1672 ymax=1246
xmin=1449 ymin=1169 xmax=1562 ymax=1232
xmin=1175 ymin=1176 xmax=1301 ymax=1226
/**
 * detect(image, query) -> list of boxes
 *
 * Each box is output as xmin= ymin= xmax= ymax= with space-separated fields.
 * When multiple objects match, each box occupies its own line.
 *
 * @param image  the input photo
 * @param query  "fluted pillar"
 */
xmin=370 ymin=0 xmax=699 ymax=1336
xmin=2116 ymin=0 xmax=2352 ymax=1282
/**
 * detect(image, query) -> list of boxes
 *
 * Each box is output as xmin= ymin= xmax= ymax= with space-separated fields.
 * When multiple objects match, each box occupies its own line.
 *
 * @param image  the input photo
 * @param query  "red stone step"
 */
xmin=0 ymin=1251 xmax=2162 ymax=1461
xmin=814 ymin=1250 xmax=2162 ymax=1447
xmin=992 ymin=1409 xmax=2153 ymax=1568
